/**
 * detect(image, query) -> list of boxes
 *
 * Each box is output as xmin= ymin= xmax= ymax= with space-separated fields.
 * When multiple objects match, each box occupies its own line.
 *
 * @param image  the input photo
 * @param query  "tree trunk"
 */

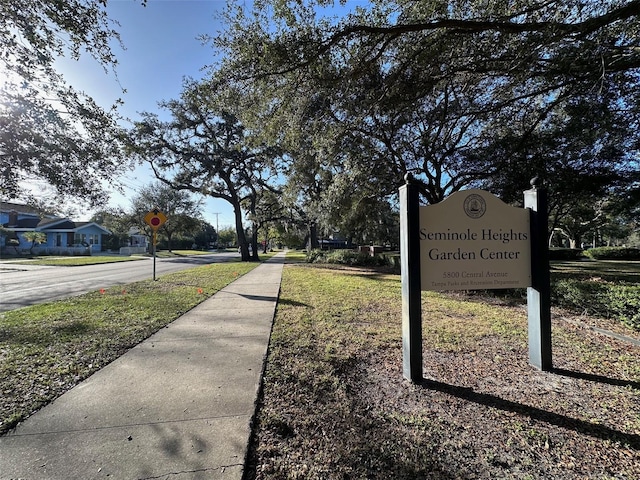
xmin=251 ymin=224 xmax=259 ymax=261
xmin=307 ymin=222 xmax=319 ymax=252
xmin=570 ymin=232 xmax=582 ymax=249
xmin=233 ymin=203 xmax=250 ymax=261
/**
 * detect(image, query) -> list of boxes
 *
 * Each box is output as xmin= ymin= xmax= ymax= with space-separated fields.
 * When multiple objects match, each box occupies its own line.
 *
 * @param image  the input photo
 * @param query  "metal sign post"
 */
xmin=152 ymin=231 xmax=157 ymax=280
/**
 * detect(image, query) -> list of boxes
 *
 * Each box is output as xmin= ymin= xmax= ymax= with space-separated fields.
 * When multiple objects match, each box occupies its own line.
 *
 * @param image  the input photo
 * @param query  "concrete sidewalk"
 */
xmin=0 ymin=252 xmax=286 ymax=480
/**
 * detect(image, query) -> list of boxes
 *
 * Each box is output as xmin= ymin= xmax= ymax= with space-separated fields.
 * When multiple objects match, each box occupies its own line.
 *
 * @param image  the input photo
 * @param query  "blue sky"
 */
xmin=59 ymin=0 xmax=236 ymax=229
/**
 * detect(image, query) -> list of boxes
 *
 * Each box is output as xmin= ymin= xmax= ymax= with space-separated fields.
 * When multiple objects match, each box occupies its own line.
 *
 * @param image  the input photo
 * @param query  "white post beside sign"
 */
xmin=419 ymin=189 xmax=531 ymax=291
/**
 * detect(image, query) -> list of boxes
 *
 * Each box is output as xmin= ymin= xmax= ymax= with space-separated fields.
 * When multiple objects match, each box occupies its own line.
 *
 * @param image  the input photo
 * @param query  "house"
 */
xmin=0 ymin=201 xmax=111 ymax=255
xmin=119 ymin=227 xmax=149 ymax=255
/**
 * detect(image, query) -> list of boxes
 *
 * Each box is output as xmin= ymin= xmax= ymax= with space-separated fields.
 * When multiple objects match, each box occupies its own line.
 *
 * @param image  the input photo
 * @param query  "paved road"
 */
xmin=0 ymin=252 xmax=239 ymax=312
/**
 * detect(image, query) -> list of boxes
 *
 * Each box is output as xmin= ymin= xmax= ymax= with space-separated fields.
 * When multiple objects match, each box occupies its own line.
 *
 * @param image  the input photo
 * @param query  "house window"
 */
xmin=55 ymin=234 xmax=62 ymax=247
xmin=74 ymin=233 xmax=87 ymax=245
xmin=89 ymin=234 xmax=99 ymax=245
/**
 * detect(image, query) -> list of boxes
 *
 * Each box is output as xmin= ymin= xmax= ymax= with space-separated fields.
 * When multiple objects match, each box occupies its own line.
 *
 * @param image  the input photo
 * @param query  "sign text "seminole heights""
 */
xmin=421 ymin=228 xmax=529 ymax=261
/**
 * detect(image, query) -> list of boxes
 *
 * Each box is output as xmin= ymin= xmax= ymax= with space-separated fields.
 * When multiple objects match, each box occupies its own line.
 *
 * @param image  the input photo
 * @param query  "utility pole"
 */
xmin=212 ymin=213 xmax=220 ymax=247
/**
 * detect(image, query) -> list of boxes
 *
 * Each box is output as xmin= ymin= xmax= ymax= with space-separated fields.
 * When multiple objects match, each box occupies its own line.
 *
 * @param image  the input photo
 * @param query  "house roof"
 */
xmin=36 ymin=220 xmax=111 ymax=234
xmin=13 ymin=218 xmax=41 ymax=229
xmin=0 ymin=201 xmax=41 ymax=217
xmin=74 ymin=222 xmax=111 ymax=234
xmin=1 ymin=202 xmax=111 ymax=234
xmin=38 ymin=218 xmax=76 ymax=229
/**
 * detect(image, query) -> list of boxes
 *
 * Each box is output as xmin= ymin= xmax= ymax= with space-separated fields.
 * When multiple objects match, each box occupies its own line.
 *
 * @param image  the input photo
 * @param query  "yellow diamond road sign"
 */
xmin=144 ymin=209 xmax=167 ymax=230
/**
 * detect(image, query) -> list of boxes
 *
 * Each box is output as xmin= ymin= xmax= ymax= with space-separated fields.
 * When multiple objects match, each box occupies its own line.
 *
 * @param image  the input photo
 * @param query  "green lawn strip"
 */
xmin=251 ymin=263 xmax=640 ymax=478
xmin=283 ymin=250 xmax=307 ymax=263
xmin=5 ymin=250 xmax=237 ymax=265
xmin=551 ymin=259 xmax=640 ymax=284
xmin=0 ymin=261 xmax=258 ymax=434
xmin=5 ymin=256 xmax=145 ymax=266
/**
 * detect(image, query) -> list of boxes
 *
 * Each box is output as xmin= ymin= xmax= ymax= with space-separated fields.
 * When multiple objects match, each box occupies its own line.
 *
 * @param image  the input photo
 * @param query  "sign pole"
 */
xmin=524 ymin=179 xmax=552 ymax=370
xmin=152 ymin=231 xmax=157 ymax=281
xmin=144 ymin=208 xmax=167 ymax=283
xmin=400 ymin=174 xmax=423 ymax=383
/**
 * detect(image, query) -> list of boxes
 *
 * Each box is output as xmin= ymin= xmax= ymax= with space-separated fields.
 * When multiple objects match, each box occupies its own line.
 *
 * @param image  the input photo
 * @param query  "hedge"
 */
xmin=306 ymin=249 xmax=391 ymax=268
xmin=583 ymin=247 xmax=640 ymax=260
xmin=549 ymin=248 xmax=585 ymax=260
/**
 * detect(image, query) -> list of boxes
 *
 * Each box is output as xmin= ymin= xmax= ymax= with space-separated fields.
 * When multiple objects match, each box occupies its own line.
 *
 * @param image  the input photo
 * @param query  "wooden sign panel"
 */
xmin=419 ymin=189 xmax=531 ymax=291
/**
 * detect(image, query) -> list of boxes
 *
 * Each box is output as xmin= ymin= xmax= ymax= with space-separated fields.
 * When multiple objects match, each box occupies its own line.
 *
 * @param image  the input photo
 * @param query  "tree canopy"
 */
xmin=129 ymin=181 xmax=203 ymax=252
xmin=1 ymin=0 xmax=133 ymax=205
xmin=127 ymin=80 xmax=282 ymax=260
xmin=202 ymin=0 xmax=639 ymax=246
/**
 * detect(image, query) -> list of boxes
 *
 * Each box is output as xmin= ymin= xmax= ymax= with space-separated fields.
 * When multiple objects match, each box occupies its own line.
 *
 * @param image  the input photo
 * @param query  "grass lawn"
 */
xmin=245 ymin=259 xmax=640 ymax=479
xmin=2 ymin=251 xmax=638 ymax=478
xmin=550 ymin=259 xmax=640 ymax=331
xmin=551 ymin=259 xmax=640 ymax=284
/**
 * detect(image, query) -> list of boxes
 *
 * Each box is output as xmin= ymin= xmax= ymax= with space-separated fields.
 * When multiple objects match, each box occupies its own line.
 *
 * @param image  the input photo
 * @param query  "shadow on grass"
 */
xmin=277 ymin=298 xmax=312 ymax=308
xmin=551 ymin=260 xmax=640 ymax=284
xmin=353 ymin=272 xmax=401 ymax=283
xmin=419 ymin=378 xmax=640 ymax=449
xmin=0 ymin=320 xmax=97 ymax=346
xmin=552 ymin=368 xmax=640 ymax=390
xmin=52 ymin=320 xmax=93 ymax=337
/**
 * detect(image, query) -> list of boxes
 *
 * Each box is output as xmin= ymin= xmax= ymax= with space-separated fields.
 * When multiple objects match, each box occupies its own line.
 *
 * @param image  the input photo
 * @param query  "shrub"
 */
xmin=324 ymin=250 xmax=373 ymax=267
xmin=606 ymin=285 xmax=640 ymax=330
xmin=549 ymin=248 xmax=585 ymax=260
xmin=386 ymin=254 xmax=401 ymax=270
xmin=305 ymin=249 xmax=391 ymax=268
xmin=584 ymin=247 xmax=640 ymax=260
xmin=552 ymin=278 xmax=640 ymax=330
xmin=325 ymin=250 xmax=359 ymax=265
xmin=305 ymin=249 xmax=326 ymax=264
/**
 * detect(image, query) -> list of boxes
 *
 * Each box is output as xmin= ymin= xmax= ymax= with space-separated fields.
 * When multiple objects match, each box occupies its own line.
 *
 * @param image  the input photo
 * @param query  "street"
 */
xmin=0 ymin=252 xmax=239 ymax=312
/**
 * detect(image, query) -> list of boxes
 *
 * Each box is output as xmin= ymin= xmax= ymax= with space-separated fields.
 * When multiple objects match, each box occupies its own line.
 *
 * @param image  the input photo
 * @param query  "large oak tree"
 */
xmin=129 ymin=181 xmax=203 ymax=252
xmin=128 ymin=80 xmax=281 ymax=261
xmin=207 ymin=0 xmax=639 ymax=245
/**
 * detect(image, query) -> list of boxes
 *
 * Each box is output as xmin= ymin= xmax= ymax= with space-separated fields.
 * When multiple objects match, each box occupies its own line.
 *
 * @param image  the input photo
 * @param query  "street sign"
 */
xmin=144 ymin=209 xmax=166 ymax=281
xmin=144 ymin=209 xmax=167 ymax=231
